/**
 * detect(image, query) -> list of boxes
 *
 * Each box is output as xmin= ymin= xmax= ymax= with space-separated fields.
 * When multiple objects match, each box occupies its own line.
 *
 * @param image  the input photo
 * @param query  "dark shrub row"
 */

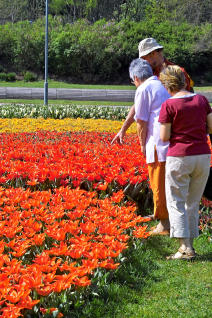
xmin=0 ymin=17 xmax=211 ymax=84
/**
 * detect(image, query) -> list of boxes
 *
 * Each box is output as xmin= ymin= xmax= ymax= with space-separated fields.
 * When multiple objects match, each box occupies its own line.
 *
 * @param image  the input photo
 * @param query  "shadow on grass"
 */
xmin=195 ymin=253 xmax=212 ymax=262
xmin=67 ymin=236 xmax=176 ymax=318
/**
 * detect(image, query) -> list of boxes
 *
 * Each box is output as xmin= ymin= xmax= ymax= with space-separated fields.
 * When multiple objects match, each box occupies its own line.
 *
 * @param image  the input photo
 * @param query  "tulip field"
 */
xmin=0 ymin=110 xmax=211 ymax=318
xmin=0 ymin=114 xmax=153 ymax=318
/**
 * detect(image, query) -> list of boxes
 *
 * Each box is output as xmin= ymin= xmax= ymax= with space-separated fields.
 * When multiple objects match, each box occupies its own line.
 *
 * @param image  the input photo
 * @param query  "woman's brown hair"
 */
xmin=160 ymin=65 xmax=186 ymax=93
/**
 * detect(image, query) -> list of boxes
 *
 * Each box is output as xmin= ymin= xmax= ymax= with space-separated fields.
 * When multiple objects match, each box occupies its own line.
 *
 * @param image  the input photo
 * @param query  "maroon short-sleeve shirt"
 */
xmin=159 ymin=94 xmax=212 ymax=156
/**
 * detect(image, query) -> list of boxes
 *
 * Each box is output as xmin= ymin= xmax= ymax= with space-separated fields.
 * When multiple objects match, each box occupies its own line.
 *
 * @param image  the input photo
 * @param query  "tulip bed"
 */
xmin=0 ymin=117 xmax=136 ymax=133
xmin=0 ymin=117 xmax=152 ymax=318
xmin=0 ymin=186 xmax=150 ymax=318
xmin=0 ymin=115 xmax=211 ymax=318
xmin=0 ymin=130 xmax=148 ymax=191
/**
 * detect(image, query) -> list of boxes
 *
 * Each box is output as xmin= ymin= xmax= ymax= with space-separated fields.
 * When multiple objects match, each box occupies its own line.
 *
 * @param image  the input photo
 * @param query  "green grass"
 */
xmin=0 ymin=99 xmax=132 ymax=106
xmin=194 ymin=86 xmax=212 ymax=91
xmin=71 ymin=229 xmax=212 ymax=318
xmin=0 ymin=80 xmax=211 ymax=91
xmin=0 ymin=80 xmax=136 ymax=90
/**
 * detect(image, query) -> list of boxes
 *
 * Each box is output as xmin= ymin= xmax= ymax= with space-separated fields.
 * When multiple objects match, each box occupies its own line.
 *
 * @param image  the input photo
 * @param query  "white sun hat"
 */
xmin=138 ymin=38 xmax=163 ymax=58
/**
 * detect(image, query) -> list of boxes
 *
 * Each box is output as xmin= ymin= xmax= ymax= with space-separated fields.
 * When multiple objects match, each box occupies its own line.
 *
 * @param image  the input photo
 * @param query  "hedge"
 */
xmin=0 ymin=17 xmax=211 ymax=84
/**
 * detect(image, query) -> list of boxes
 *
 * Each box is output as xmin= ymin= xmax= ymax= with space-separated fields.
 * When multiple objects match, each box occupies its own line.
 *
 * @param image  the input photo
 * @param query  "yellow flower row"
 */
xmin=0 ymin=118 xmax=137 ymax=133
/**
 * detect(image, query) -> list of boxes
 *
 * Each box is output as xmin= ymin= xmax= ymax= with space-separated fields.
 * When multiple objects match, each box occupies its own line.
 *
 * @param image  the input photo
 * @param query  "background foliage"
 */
xmin=0 ymin=0 xmax=211 ymax=84
xmin=1 ymin=0 xmax=212 ymax=24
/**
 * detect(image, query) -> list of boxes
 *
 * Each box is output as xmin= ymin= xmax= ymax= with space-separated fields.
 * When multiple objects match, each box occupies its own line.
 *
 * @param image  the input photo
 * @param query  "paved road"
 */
xmin=0 ymin=87 xmax=212 ymax=102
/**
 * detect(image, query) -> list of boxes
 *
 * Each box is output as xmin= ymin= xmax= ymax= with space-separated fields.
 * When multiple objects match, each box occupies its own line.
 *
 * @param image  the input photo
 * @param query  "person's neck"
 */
xmin=135 ymin=78 xmax=146 ymax=88
xmin=171 ymin=89 xmax=191 ymax=97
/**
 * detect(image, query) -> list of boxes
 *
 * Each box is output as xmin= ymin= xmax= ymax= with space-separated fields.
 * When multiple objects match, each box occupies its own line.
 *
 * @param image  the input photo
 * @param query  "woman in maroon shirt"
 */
xmin=159 ymin=65 xmax=212 ymax=260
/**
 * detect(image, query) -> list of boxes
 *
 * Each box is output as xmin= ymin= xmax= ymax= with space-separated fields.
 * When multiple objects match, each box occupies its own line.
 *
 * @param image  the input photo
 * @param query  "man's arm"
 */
xmin=111 ymin=105 xmax=135 ymax=144
xmin=136 ymin=119 xmax=148 ymax=157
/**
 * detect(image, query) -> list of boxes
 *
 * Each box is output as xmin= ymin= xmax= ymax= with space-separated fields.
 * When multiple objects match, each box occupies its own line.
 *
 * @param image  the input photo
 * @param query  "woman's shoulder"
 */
xmin=192 ymin=94 xmax=211 ymax=109
xmin=194 ymin=93 xmax=209 ymax=102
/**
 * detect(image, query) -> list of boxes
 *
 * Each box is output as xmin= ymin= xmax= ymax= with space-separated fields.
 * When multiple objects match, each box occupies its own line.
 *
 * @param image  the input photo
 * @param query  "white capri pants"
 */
xmin=165 ymin=154 xmax=211 ymax=238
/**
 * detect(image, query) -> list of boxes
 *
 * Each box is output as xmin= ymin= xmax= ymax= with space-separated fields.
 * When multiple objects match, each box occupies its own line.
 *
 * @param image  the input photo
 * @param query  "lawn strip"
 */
xmin=0 ymin=99 xmax=132 ymax=106
xmin=0 ymin=80 xmax=136 ymax=90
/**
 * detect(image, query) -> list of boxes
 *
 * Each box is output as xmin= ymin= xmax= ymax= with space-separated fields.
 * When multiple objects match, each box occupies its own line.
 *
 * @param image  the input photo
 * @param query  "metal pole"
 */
xmin=44 ymin=0 xmax=48 ymax=105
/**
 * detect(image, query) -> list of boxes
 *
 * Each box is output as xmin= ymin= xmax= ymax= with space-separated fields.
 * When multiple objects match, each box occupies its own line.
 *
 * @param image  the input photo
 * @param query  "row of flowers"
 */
xmin=0 ymin=104 xmax=130 ymax=120
xmin=0 ymin=130 xmax=148 ymax=189
xmin=0 ymin=117 xmax=136 ymax=133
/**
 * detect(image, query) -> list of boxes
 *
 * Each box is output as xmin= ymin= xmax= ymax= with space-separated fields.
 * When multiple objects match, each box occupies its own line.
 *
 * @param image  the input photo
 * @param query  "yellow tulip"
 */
xmin=0 ymin=118 xmax=137 ymax=133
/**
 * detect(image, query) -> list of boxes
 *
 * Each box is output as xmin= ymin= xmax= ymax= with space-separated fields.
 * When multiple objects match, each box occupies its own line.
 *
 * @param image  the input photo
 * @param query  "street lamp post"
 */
xmin=44 ymin=0 xmax=48 ymax=105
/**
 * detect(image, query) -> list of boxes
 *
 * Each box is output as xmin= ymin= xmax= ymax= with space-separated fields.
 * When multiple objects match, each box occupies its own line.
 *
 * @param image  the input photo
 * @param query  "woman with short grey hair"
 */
xmin=130 ymin=58 xmax=170 ymax=234
xmin=129 ymin=58 xmax=153 ymax=82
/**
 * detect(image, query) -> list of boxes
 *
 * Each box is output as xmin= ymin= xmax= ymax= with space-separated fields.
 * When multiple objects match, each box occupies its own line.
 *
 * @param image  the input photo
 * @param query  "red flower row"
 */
xmin=0 ymin=131 xmax=149 ymax=189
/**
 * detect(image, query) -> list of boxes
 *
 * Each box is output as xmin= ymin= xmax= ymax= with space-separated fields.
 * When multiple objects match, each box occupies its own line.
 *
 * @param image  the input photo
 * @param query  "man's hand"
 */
xmin=111 ymin=129 xmax=125 ymax=144
xmin=111 ymin=104 xmax=135 ymax=145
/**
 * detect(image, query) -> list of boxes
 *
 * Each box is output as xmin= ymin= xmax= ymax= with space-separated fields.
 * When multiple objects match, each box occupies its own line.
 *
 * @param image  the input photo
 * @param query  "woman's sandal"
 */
xmin=166 ymin=247 xmax=196 ymax=260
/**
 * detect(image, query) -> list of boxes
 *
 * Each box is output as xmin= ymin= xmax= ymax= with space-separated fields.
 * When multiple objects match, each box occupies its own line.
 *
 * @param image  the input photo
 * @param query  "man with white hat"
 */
xmin=138 ymin=38 xmax=193 ymax=87
xmin=138 ymin=38 xmax=164 ymax=75
xmin=111 ymin=38 xmax=193 ymax=234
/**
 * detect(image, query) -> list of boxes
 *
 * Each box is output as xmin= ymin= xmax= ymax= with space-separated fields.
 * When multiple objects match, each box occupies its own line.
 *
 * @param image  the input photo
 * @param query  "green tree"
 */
xmin=0 ymin=0 xmax=46 ymax=24
xmin=0 ymin=0 xmax=27 ymax=23
xmin=26 ymin=0 xmax=45 ymax=21
xmin=145 ymin=0 xmax=212 ymax=25
xmin=114 ymin=0 xmax=150 ymax=22
xmin=49 ymin=0 xmax=151 ymax=23
xmin=50 ymin=0 xmax=98 ymax=22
